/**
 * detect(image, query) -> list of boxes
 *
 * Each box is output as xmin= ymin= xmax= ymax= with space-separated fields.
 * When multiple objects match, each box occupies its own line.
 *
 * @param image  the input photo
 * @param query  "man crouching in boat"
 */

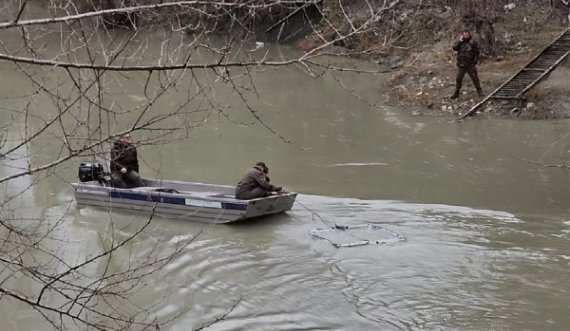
xmin=110 ymin=134 xmax=144 ymax=188
xmin=235 ymin=162 xmax=283 ymax=200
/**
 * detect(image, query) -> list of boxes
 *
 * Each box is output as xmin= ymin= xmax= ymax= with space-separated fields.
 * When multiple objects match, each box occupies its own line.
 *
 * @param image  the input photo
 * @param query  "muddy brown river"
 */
xmin=0 ymin=28 xmax=569 ymax=330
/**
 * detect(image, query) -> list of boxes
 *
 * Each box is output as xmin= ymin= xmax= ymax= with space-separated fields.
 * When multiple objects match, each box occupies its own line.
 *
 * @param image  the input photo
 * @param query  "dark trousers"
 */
xmin=454 ymin=65 xmax=482 ymax=94
xmin=235 ymin=187 xmax=269 ymax=200
xmin=111 ymin=170 xmax=144 ymax=188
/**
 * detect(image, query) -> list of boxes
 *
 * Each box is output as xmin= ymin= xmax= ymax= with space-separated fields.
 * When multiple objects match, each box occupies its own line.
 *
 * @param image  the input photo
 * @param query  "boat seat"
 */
xmin=209 ymin=193 xmax=236 ymax=199
xmin=131 ymin=187 xmax=180 ymax=194
xmin=131 ymin=187 xmax=234 ymax=199
xmin=131 ymin=186 xmax=162 ymax=192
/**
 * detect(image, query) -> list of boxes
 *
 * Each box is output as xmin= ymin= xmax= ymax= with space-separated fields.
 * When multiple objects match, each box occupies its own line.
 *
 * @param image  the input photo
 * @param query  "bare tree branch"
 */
xmin=0 ymin=1 xmax=403 ymax=329
xmin=0 ymin=0 xmax=321 ymax=30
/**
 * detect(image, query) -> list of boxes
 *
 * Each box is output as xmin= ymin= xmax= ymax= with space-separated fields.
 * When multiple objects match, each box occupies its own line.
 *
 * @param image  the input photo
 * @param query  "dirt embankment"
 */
xmin=301 ymin=1 xmax=570 ymax=119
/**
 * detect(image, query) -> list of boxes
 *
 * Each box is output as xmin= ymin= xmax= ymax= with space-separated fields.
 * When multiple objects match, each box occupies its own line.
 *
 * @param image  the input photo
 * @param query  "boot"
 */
xmin=450 ymin=91 xmax=460 ymax=99
xmin=477 ymin=88 xmax=483 ymax=97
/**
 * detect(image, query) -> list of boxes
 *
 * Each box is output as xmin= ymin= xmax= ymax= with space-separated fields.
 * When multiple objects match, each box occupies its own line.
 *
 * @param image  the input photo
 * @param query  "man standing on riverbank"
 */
xmin=450 ymin=29 xmax=483 ymax=99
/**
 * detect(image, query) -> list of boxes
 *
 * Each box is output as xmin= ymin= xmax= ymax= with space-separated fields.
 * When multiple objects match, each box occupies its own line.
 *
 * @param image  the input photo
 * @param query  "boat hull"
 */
xmin=71 ymin=179 xmax=297 ymax=224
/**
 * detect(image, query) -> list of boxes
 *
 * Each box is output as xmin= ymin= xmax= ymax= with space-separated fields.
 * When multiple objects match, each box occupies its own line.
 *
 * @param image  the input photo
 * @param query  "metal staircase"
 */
xmin=461 ymin=28 xmax=570 ymax=119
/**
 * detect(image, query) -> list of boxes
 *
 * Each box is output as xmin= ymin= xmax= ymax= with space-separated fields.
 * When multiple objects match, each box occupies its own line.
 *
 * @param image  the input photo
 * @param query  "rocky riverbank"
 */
xmin=300 ymin=0 xmax=570 ymax=119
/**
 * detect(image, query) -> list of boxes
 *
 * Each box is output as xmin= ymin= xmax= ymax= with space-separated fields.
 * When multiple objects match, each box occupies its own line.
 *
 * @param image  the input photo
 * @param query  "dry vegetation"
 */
xmin=378 ymin=0 xmax=570 ymax=118
xmin=294 ymin=0 xmax=570 ymax=118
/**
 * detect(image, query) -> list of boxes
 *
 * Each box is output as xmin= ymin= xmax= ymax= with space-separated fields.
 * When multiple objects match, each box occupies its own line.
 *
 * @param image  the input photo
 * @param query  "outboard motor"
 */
xmin=78 ymin=162 xmax=105 ymax=182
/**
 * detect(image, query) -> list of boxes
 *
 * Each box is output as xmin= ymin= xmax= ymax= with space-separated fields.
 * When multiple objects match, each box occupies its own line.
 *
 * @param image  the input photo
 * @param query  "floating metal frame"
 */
xmin=309 ymin=224 xmax=407 ymax=248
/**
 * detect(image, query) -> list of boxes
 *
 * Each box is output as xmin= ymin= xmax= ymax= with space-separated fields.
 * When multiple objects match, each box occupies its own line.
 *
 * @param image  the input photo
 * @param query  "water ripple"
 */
xmin=33 ymin=193 xmax=570 ymax=331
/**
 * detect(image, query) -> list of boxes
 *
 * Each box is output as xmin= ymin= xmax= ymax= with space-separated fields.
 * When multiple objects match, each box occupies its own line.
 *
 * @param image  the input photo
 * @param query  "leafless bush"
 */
xmin=0 ymin=0 xmax=394 ymax=329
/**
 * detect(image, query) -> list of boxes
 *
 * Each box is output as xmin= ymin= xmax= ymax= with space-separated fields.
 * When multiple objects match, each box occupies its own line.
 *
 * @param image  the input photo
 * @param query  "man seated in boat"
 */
xmin=110 ymin=133 xmax=144 ymax=188
xmin=235 ymin=162 xmax=283 ymax=200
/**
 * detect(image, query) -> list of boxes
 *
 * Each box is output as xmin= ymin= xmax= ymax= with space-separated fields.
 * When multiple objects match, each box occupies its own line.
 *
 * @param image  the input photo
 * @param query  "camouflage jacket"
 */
xmin=453 ymin=38 xmax=480 ymax=67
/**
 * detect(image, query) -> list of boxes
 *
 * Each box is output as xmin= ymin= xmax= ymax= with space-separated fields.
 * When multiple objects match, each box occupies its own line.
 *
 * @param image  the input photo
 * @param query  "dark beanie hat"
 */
xmin=255 ymin=161 xmax=268 ymax=172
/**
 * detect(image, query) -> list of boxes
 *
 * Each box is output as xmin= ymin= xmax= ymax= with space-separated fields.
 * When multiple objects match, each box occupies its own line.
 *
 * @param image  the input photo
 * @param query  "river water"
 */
xmin=1 ymin=29 xmax=570 ymax=331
